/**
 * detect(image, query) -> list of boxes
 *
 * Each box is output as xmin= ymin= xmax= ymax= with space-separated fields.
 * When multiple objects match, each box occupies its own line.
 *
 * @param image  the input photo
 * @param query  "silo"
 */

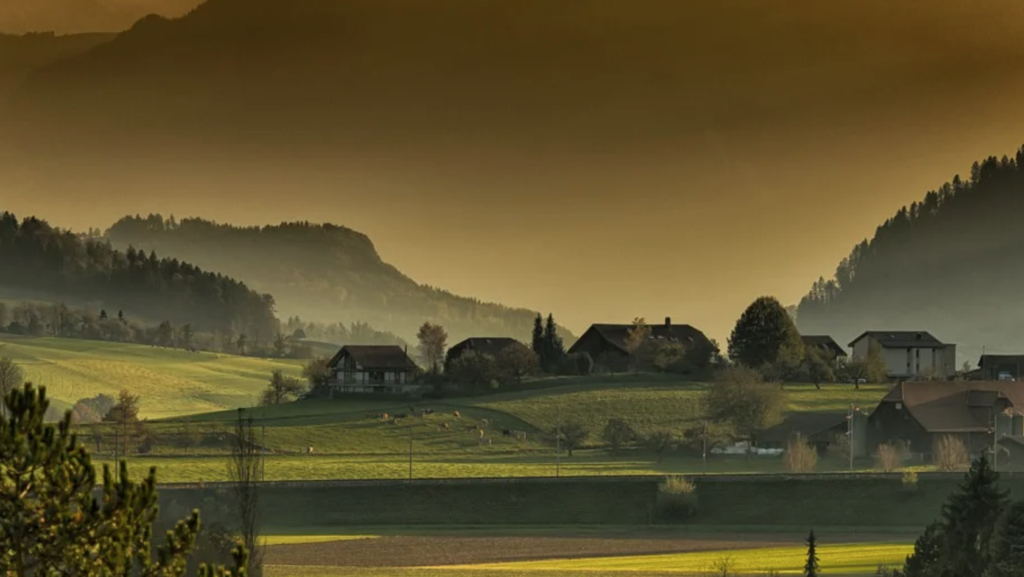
xmin=1013 ymin=412 xmax=1023 ymax=437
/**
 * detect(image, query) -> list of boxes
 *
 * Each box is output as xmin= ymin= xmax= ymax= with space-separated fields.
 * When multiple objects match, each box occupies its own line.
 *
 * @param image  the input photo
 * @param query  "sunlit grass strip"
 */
xmin=435 ymin=543 xmax=912 ymax=574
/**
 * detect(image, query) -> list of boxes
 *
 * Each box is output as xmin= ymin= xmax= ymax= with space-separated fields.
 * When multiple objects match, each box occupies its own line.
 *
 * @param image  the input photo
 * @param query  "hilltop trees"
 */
xmin=416 ymin=322 xmax=448 ymax=373
xmin=728 ymin=296 xmax=804 ymax=377
xmin=0 ymin=211 xmax=278 ymax=338
xmin=0 ymin=383 xmax=247 ymax=576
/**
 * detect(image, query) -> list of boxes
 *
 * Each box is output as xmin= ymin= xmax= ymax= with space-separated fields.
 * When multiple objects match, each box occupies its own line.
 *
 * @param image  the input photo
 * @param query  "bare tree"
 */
xmin=495 ymin=345 xmax=539 ymax=385
xmin=229 ymin=409 xmax=263 ymax=577
xmin=623 ymin=317 xmax=652 ymax=374
xmin=416 ymin=322 xmax=448 ymax=373
xmin=934 ymin=435 xmax=969 ymax=472
xmin=783 ymin=433 xmax=818 ymax=473
xmin=103 ymin=389 xmax=143 ymax=455
xmin=0 ymin=357 xmax=24 ymax=417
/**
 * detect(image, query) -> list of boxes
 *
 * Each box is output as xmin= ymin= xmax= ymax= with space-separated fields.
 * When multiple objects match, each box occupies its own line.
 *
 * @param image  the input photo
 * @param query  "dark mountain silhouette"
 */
xmin=796 ymin=145 xmax=1024 ymax=362
xmin=105 ymin=215 xmax=574 ymax=344
xmin=0 ymin=32 xmax=113 ymax=97
xmin=0 ymin=0 xmax=198 ymax=34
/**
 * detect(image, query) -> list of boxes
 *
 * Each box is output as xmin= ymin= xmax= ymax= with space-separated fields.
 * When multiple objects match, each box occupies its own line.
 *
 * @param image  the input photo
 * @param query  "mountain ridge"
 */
xmin=105 ymin=215 xmax=575 ymax=345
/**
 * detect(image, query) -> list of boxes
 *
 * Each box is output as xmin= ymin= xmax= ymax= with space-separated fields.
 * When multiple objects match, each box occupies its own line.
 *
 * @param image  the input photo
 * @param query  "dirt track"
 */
xmin=266 ymin=532 xmax=907 ymax=567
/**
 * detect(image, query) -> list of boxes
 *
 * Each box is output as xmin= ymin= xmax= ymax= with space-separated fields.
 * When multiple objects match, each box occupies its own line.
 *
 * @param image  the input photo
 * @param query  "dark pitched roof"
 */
xmin=978 ymin=355 xmax=1024 ymax=367
xmin=761 ymin=411 xmax=848 ymax=443
xmin=328 ymin=345 xmax=419 ymax=371
xmin=568 ymin=320 xmax=710 ymax=355
xmin=848 ymin=331 xmax=946 ymax=349
xmin=876 ymin=381 xmax=1024 ymax=433
xmin=801 ymin=335 xmax=847 ymax=357
xmin=447 ymin=337 xmax=527 ymax=360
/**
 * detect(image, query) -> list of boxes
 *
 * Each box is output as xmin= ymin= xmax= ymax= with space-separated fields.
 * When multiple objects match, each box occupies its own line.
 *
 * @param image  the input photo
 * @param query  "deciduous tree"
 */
xmin=416 ymin=322 xmax=448 ymax=373
xmin=803 ymin=346 xmax=835 ymax=390
xmin=644 ymin=429 xmax=677 ymax=464
xmin=728 ymin=296 xmax=804 ymax=371
xmin=301 ymin=356 xmax=332 ymax=395
xmin=623 ymin=317 xmax=652 ymax=374
xmin=555 ymin=419 xmax=589 ymax=458
xmin=495 ymin=344 xmax=539 ymax=384
xmin=228 ymin=409 xmax=263 ymax=577
xmin=259 ymin=370 xmax=305 ymax=406
xmin=602 ymin=418 xmax=637 ymax=460
xmin=103 ymin=389 xmax=144 ymax=456
xmin=703 ymin=367 xmax=786 ymax=457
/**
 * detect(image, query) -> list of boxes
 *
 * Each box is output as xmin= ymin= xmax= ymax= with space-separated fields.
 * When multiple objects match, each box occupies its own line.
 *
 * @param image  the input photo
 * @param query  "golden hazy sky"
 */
xmin=4 ymin=0 xmax=1024 ymax=343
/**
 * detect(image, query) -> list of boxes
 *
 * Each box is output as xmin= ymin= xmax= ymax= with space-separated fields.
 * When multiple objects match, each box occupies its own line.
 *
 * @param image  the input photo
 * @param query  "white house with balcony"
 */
xmin=848 ymin=331 xmax=956 ymax=380
xmin=326 ymin=345 xmax=421 ymax=394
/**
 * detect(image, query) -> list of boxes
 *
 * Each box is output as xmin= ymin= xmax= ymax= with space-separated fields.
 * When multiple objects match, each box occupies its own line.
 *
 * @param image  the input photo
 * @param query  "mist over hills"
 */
xmin=106 ymin=215 xmax=573 ymax=344
xmin=796 ymin=145 xmax=1024 ymax=363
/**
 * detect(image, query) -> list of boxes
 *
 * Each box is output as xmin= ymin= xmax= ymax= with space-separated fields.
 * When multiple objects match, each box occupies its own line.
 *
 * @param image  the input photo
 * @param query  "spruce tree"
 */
xmin=804 ymin=530 xmax=819 ymax=577
xmin=938 ymin=453 xmax=1009 ymax=576
xmin=987 ymin=501 xmax=1024 ymax=577
xmin=542 ymin=314 xmax=565 ymax=372
xmin=532 ymin=314 xmax=545 ymax=366
xmin=902 ymin=522 xmax=943 ymax=577
xmin=0 ymin=383 xmax=247 ymax=576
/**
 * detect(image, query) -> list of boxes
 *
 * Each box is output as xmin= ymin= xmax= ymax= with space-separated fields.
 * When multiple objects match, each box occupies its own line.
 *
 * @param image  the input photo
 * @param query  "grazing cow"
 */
xmin=478 ymin=429 xmax=485 ymax=439
xmin=307 ymin=446 xmax=314 ymax=454
xmin=479 ymin=437 xmax=491 ymax=446
xmin=502 ymin=429 xmax=512 ymax=437
xmin=480 ymin=418 xmax=489 ymax=428
xmin=380 ymin=412 xmax=389 ymax=421
xmin=465 ymin=425 xmax=477 ymax=433
xmin=453 ymin=411 xmax=461 ymax=420
xmin=516 ymin=431 xmax=527 ymax=441
xmin=438 ymin=422 xmax=450 ymax=432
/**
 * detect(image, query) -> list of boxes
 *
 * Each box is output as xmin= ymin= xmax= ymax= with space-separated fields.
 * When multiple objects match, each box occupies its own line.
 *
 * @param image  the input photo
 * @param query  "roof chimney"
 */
xmin=916 ymin=332 xmax=922 ymax=340
xmin=665 ymin=317 xmax=671 ymax=328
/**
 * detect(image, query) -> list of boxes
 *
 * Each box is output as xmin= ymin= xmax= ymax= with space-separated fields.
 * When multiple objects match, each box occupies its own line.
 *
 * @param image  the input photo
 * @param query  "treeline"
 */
xmin=281 ymin=316 xmax=407 ymax=348
xmin=105 ymin=215 xmax=576 ymax=344
xmin=796 ymin=145 xmax=1024 ymax=353
xmin=0 ymin=211 xmax=278 ymax=338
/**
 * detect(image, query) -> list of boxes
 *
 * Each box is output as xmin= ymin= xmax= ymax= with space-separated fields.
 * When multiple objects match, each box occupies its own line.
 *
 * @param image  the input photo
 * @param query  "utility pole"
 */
xmin=556 ymin=405 xmax=562 ymax=478
xmin=408 ymin=425 xmax=413 ymax=480
xmin=261 ymin=425 xmax=266 ymax=482
xmin=702 ymin=420 xmax=708 ymax=475
xmin=114 ymin=428 xmax=120 ymax=482
xmin=848 ymin=405 xmax=854 ymax=472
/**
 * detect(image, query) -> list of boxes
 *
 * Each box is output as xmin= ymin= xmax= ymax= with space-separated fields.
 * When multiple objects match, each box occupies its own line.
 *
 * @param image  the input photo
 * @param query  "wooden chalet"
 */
xmin=445 ymin=337 xmax=530 ymax=368
xmin=567 ymin=317 xmax=711 ymax=371
xmin=326 ymin=345 xmax=420 ymax=395
xmin=800 ymin=335 xmax=847 ymax=364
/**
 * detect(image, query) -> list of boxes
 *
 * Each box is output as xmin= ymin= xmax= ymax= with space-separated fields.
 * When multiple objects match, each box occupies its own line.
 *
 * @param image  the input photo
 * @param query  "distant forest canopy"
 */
xmin=796 ymin=145 xmax=1024 ymax=360
xmin=0 ymin=211 xmax=278 ymax=338
xmin=105 ymin=215 xmax=574 ymax=345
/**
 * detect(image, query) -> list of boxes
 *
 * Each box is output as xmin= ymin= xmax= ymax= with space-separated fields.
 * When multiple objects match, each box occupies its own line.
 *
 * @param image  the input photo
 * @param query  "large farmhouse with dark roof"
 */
xmin=326 ymin=345 xmax=420 ymax=394
xmin=800 ymin=335 xmax=847 ymax=364
xmin=867 ymin=381 xmax=1024 ymax=455
xmin=445 ymin=337 xmax=530 ymax=368
xmin=567 ymin=317 xmax=712 ymax=372
xmin=849 ymin=330 xmax=957 ymax=380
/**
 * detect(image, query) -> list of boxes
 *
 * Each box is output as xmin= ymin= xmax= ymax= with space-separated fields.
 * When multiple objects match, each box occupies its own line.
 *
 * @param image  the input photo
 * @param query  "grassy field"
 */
xmin=256 ymin=527 xmax=913 ymax=576
xmin=0 ymin=335 xmax=303 ymax=418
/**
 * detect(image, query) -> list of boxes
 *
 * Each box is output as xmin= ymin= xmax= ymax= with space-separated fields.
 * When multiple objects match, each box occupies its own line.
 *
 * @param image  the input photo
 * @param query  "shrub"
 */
xmin=783 ymin=433 xmax=818 ymax=473
xmin=655 ymin=475 xmax=698 ymax=522
xmin=573 ymin=352 xmax=594 ymax=376
xmin=876 ymin=441 xmax=905 ymax=472
xmin=902 ymin=470 xmax=919 ymax=494
xmin=934 ymin=435 xmax=969 ymax=471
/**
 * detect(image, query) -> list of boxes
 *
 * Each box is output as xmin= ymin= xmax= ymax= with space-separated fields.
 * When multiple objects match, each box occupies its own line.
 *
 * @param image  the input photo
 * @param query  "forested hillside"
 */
xmin=0 ymin=211 xmax=278 ymax=338
xmin=797 ymin=145 xmax=1024 ymax=359
xmin=106 ymin=215 xmax=570 ymax=343
xmin=0 ymin=0 xmax=198 ymax=34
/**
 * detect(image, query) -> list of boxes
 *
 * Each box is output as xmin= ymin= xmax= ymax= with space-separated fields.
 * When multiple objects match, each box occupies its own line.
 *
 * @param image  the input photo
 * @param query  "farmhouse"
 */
xmin=326 ymin=345 xmax=420 ymax=394
xmin=978 ymin=354 xmax=1024 ymax=381
xmin=848 ymin=331 xmax=956 ymax=380
xmin=445 ymin=337 xmax=530 ymax=367
xmin=867 ymin=381 xmax=1024 ymax=455
xmin=800 ymin=335 xmax=847 ymax=364
xmin=567 ymin=317 xmax=712 ymax=371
